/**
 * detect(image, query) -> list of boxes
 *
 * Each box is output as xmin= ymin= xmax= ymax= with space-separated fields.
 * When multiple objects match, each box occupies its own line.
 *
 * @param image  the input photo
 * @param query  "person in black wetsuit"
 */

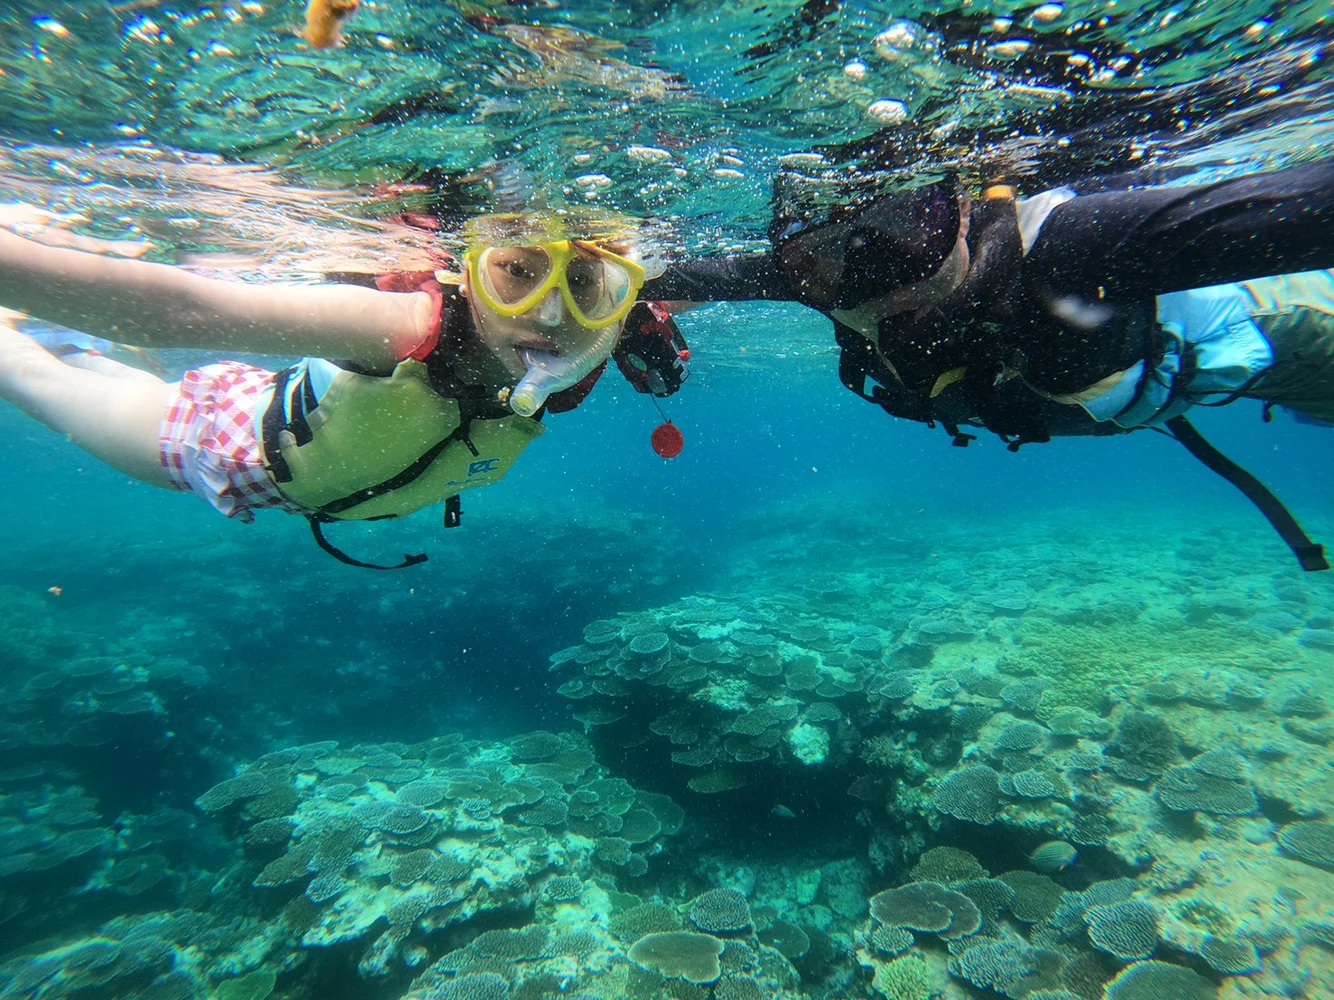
xmin=648 ymin=162 xmax=1334 ymax=568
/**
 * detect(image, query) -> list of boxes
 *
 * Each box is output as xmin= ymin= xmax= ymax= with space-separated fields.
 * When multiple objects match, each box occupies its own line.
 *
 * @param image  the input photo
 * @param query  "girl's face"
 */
xmin=465 ymin=277 xmax=620 ymax=380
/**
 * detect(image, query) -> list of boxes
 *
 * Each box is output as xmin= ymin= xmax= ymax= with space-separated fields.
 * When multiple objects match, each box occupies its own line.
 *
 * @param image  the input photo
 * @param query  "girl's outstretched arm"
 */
xmin=0 ymin=227 xmax=434 ymax=367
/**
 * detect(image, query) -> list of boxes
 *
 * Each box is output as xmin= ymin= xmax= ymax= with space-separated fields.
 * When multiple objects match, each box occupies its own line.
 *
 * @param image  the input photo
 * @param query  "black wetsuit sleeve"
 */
xmin=648 ymin=253 xmax=796 ymax=302
xmin=1024 ymin=161 xmax=1334 ymax=299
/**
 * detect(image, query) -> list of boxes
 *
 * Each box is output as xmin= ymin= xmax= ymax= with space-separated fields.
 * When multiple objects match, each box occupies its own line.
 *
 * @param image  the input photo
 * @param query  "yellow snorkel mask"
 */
xmin=462 ymin=234 xmax=647 ymax=418
xmin=463 ymin=240 xmax=646 ymax=330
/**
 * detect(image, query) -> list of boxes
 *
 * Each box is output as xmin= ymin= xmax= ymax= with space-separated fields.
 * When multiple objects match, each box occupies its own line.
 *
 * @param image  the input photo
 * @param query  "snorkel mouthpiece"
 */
xmin=508 ymin=323 xmax=620 ymax=417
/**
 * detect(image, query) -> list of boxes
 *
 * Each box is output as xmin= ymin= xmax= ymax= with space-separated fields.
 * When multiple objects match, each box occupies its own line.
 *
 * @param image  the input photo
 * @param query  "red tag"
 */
xmin=651 ymin=422 xmax=684 ymax=459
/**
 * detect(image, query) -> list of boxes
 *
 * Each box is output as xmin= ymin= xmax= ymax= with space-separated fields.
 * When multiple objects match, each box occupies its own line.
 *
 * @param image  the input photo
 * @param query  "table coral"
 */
xmin=1085 ymin=900 xmax=1161 ymax=960
xmin=1102 ymin=959 xmax=1216 ymax=999
xmin=933 ymin=765 xmax=1003 ymax=825
xmin=688 ymin=888 xmax=753 ymax=934
xmin=1277 ymin=821 xmax=1334 ymax=869
xmin=870 ymin=881 xmax=981 ymax=940
xmin=626 ymin=930 xmax=725 ymax=984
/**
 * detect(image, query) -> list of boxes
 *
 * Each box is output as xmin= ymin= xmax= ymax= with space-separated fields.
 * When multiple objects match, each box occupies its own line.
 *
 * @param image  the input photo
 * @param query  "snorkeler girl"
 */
xmin=0 ymin=215 xmax=680 ymax=568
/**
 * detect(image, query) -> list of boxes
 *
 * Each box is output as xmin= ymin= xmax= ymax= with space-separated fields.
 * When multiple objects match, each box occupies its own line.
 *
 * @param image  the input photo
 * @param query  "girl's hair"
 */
xmin=463 ymin=213 xmax=640 ymax=255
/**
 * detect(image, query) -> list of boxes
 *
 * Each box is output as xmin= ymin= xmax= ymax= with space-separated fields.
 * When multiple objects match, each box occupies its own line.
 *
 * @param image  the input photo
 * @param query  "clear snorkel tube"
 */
xmin=462 ymin=213 xmax=659 ymax=416
xmin=505 ymin=237 xmax=659 ymax=417
xmin=507 ymin=322 xmax=620 ymax=417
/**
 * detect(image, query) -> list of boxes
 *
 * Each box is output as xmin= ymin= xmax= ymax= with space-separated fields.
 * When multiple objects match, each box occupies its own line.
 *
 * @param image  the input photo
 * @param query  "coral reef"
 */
xmin=533 ymin=499 xmax=1334 ymax=998
xmin=869 ymin=952 xmax=931 ymax=1000
xmin=626 ymin=931 xmax=725 ymax=983
xmin=0 ymin=730 xmax=699 ymax=1000
xmin=1102 ymin=959 xmax=1217 ymax=998
xmin=4 ymin=495 xmax=1334 ymax=999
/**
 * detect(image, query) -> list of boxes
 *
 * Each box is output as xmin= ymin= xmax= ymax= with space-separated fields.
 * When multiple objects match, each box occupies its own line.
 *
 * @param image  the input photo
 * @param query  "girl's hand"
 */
xmin=0 ymin=203 xmax=151 ymax=257
xmin=0 ymin=202 xmax=65 ymax=234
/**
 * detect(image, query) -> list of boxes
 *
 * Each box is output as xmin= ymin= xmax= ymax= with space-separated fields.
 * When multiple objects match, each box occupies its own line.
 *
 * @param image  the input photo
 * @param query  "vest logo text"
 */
xmin=467 ymin=458 xmax=501 ymax=477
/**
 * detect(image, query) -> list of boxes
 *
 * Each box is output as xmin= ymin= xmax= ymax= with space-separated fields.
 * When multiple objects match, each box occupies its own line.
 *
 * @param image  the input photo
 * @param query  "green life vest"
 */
xmin=262 ymin=358 xmax=544 ymax=522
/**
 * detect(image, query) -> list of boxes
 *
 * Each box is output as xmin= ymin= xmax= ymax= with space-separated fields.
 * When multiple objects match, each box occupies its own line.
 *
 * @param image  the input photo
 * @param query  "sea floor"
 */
xmin=1 ymin=493 xmax=1332 ymax=999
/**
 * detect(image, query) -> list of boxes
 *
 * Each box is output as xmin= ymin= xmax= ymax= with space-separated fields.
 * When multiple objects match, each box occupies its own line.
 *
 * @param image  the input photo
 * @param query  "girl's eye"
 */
xmin=503 ymin=261 xmax=532 ymax=279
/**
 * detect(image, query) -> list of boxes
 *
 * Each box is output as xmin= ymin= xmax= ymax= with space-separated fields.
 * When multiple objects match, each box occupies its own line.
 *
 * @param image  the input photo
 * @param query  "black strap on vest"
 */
xmin=318 ymin=429 xmax=468 ymax=516
xmin=261 ymin=366 xmax=297 ymax=483
xmin=1165 ymin=416 xmax=1328 ymax=572
xmin=308 ymin=518 xmax=428 ymax=570
xmin=297 ymin=405 xmax=487 ymax=569
xmin=261 ymin=361 xmax=496 ymax=569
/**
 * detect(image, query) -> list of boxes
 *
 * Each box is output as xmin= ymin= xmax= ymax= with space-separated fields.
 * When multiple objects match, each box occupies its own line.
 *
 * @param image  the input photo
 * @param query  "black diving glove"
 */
xmin=614 ymin=301 xmax=691 ymax=397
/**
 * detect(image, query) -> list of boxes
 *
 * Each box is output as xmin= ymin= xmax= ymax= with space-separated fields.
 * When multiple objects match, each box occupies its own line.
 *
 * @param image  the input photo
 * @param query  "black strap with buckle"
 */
xmin=308 ymin=518 xmax=428 ymax=571
xmin=1165 ymin=416 xmax=1328 ymax=572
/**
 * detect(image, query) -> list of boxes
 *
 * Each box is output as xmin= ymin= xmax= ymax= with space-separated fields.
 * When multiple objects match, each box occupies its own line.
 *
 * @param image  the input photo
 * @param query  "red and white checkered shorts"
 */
xmin=159 ymin=362 xmax=302 ymax=521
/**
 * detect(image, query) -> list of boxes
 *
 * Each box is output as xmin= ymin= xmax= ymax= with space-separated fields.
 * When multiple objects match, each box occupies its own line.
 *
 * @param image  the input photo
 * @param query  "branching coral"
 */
xmin=871 ymin=953 xmax=932 ymax=1000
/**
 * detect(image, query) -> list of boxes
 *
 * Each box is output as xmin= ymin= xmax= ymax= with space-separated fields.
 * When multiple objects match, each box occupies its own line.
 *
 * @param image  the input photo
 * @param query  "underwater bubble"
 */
xmin=867 ymin=99 xmax=909 ymax=124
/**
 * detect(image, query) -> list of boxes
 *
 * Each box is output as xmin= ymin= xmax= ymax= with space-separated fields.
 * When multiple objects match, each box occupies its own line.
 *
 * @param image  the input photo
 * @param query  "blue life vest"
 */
xmin=1076 ymin=279 xmax=1275 ymax=428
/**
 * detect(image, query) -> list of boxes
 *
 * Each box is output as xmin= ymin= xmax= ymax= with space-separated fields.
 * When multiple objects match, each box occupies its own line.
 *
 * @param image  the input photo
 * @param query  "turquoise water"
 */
xmin=1 ymin=2 xmax=1333 ymax=999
